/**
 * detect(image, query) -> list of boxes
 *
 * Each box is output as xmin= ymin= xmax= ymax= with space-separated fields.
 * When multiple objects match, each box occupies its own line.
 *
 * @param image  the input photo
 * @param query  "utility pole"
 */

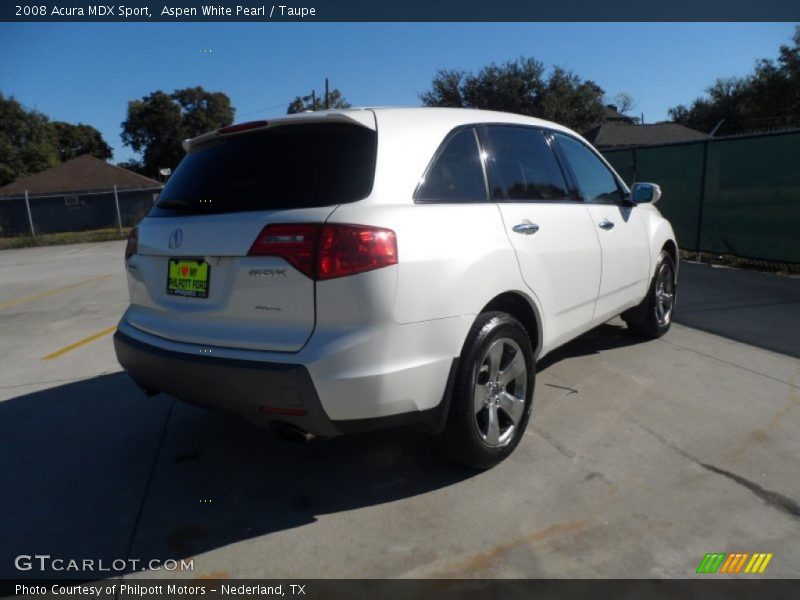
xmin=113 ymin=185 xmax=123 ymax=236
xmin=709 ymin=119 xmax=725 ymax=137
xmin=302 ymin=90 xmax=317 ymax=112
xmin=325 ymin=78 xmax=329 ymax=110
xmin=24 ymin=190 xmax=35 ymax=238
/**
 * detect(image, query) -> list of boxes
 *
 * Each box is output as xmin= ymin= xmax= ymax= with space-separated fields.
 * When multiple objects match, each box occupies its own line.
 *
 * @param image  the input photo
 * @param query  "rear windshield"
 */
xmin=150 ymin=122 xmax=376 ymax=216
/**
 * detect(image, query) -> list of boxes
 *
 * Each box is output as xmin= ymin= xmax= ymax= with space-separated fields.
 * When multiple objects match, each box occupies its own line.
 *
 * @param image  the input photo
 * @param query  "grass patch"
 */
xmin=0 ymin=228 xmax=131 ymax=251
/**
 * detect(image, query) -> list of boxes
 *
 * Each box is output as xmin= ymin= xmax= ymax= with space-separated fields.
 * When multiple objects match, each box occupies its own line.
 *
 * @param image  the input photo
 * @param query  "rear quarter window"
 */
xmin=415 ymin=127 xmax=488 ymax=203
xmin=151 ymin=123 xmax=376 ymax=216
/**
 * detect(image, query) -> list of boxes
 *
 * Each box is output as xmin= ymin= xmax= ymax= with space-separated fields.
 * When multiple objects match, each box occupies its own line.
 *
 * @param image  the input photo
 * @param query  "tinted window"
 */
xmin=480 ymin=126 xmax=570 ymax=201
xmin=151 ymin=123 xmax=376 ymax=216
xmin=415 ymin=128 xmax=487 ymax=203
xmin=555 ymin=133 xmax=623 ymax=203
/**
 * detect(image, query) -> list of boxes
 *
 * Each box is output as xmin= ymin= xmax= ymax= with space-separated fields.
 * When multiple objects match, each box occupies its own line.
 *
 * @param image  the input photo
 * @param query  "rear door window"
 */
xmin=151 ymin=123 xmax=376 ymax=216
xmin=415 ymin=128 xmax=488 ymax=203
xmin=479 ymin=126 xmax=571 ymax=202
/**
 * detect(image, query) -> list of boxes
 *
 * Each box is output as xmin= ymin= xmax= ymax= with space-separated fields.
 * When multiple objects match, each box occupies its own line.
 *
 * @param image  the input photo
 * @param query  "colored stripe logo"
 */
xmin=696 ymin=552 xmax=773 ymax=574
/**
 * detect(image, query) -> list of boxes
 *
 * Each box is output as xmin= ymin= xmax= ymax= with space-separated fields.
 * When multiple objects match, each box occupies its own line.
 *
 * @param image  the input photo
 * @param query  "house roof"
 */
xmin=585 ymin=123 xmax=708 ymax=149
xmin=0 ymin=155 xmax=161 ymax=198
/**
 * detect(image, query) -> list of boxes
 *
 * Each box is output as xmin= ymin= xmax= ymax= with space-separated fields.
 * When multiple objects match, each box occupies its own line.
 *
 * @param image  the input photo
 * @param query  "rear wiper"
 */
xmin=157 ymin=198 xmax=191 ymax=210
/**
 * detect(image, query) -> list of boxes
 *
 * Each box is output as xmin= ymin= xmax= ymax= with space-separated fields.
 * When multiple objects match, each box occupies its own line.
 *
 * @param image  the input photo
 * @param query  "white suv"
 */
xmin=115 ymin=107 xmax=677 ymax=468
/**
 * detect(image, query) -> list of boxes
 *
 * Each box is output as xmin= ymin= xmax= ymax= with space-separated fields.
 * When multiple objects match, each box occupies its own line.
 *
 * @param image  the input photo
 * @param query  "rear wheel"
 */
xmin=436 ymin=312 xmax=535 ymax=469
xmin=623 ymin=250 xmax=677 ymax=338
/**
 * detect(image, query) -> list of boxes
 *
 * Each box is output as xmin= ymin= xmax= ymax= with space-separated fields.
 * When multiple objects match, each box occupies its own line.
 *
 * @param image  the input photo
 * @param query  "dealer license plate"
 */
xmin=167 ymin=258 xmax=210 ymax=298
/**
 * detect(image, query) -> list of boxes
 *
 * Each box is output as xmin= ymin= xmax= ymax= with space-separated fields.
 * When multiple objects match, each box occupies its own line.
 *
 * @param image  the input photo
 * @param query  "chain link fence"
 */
xmin=0 ymin=186 xmax=161 ymax=238
xmin=604 ymin=129 xmax=800 ymax=266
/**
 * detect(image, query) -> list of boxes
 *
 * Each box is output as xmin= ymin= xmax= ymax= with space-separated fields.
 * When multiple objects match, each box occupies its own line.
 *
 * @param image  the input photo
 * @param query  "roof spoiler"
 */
xmin=181 ymin=109 xmax=377 ymax=153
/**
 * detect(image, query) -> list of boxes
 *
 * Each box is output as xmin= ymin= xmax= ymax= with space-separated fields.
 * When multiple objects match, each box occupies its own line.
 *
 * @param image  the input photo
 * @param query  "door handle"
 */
xmin=512 ymin=222 xmax=540 ymax=235
xmin=598 ymin=219 xmax=615 ymax=230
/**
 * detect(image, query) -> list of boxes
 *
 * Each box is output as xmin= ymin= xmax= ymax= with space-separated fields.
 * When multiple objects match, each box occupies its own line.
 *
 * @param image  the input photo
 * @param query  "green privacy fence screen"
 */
xmin=603 ymin=130 xmax=800 ymax=264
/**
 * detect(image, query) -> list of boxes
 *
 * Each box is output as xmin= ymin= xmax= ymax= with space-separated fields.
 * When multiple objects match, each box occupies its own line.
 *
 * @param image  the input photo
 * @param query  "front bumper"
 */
xmin=114 ymin=330 xmax=453 ymax=436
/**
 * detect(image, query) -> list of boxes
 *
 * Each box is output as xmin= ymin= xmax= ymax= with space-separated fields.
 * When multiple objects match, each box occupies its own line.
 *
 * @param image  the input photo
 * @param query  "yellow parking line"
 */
xmin=0 ymin=274 xmax=112 ymax=310
xmin=42 ymin=325 xmax=117 ymax=360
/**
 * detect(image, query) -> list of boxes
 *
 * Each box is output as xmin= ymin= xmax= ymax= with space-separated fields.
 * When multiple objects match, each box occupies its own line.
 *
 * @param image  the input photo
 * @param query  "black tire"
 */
xmin=623 ymin=250 xmax=677 ymax=339
xmin=435 ymin=312 xmax=535 ymax=469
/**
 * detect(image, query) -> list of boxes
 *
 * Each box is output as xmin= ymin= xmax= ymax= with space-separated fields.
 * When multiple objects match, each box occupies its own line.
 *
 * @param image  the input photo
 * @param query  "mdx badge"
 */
xmin=249 ymin=268 xmax=287 ymax=278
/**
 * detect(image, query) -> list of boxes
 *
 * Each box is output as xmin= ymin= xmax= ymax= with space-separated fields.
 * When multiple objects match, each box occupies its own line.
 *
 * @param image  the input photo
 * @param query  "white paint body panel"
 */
xmin=495 ymin=203 xmax=601 ymax=352
xmin=127 ymin=207 xmax=334 ymax=352
xmin=120 ymin=107 xmax=676 ymax=421
xmin=584 ymin=204 xmax=651 ymax=323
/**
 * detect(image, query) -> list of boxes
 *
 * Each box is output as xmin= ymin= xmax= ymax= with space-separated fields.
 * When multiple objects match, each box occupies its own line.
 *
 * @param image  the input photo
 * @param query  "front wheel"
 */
xmin=435 ymin=312 xmax=535 ymax=469
xmin=623 ymin=250 xmax=677 ymax=338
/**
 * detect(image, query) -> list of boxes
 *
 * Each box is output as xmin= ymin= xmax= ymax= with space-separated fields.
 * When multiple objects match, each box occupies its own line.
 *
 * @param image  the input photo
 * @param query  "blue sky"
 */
xmin=1 ymin=22 xmax=796 ymax=163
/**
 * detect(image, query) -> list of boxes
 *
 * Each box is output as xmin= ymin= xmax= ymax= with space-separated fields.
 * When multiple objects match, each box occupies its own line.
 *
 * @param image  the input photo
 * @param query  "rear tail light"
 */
xmin=125 ymin=226 xmax=138 ymax=261
xmin=318 ymin=224 xmax=397 ymax=280
xmin=248 ymin=224 xmax=321 ymax=278
xmin=248 ymin=223 xmax=397 ymax=280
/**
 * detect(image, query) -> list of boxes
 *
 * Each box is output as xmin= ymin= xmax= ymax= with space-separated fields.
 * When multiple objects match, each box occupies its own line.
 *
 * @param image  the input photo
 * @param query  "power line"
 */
xmin=238 ymin=101 xmax=290 ymax=118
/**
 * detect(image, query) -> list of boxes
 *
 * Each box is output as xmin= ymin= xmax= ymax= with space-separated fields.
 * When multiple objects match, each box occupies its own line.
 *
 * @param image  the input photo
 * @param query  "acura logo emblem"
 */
xmin=168 ymin=229 xmax=183 ymax=249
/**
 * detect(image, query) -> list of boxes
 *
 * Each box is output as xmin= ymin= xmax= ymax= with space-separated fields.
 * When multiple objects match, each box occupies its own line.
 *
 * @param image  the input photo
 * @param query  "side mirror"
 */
xmin=631 ymin=182 xmax=662 ymax=205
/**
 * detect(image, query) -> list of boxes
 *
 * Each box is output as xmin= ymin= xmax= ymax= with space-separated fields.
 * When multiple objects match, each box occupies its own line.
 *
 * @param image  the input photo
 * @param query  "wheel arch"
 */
xmin=662 ymin=238 xmax=679 ymax=273
xmin=641 ymin=209 xmax=678 ymax=279
xmin=478 ymin=291 xmax=543 ymax=360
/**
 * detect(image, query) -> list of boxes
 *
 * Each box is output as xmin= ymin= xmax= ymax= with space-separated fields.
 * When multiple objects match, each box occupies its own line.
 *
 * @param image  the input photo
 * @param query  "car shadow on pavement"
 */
xmin=0 ymin=372 xmax=477 ymax=578
xmin=1 ymin=324 xmax=652 ymax=579
xmin=537 ymin=322 xmax=647 ymax=372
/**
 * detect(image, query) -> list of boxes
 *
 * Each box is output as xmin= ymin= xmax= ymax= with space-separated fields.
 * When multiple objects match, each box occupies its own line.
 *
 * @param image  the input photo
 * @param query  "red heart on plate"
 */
xmin=181 ymin=266 xmax=189 ymax=276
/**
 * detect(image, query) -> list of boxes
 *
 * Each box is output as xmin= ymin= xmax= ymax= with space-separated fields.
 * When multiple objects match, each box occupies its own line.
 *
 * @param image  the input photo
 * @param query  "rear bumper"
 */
xmin=114 ymin=329 xmax=454 ymax=437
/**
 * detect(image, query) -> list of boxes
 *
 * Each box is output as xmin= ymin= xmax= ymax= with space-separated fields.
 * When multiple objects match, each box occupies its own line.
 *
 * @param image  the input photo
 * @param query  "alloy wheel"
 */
xmin=655 ymin=263 xmax=676 ymax=327
xmin=473 ymin=338 xmax=528 ymax=448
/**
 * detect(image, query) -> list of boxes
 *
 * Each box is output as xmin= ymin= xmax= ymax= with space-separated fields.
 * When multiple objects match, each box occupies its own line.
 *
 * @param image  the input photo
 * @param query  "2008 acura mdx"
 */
xmin=115 ymin=107 xmax=678 ymax=468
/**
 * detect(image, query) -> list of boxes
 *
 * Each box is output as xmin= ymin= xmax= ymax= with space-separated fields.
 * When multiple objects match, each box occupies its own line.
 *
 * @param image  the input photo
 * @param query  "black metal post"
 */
xmin=695 ymin=140 xmax=710 ymax=257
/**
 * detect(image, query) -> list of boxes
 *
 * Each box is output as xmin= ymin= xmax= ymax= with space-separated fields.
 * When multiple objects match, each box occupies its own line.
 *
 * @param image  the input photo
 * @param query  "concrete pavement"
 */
xmin=675 ymin=261 xmax=800 ymax=358
xmin=1 ymin=242 xmax=798 ymax=579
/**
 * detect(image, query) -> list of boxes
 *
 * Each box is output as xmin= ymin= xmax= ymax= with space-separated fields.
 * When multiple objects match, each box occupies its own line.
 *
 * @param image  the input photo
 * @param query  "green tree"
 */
xmin=0 ymin=93 xmax=116 ymax=186
xmin=287 ymin=89 xmax=350 ymax=114
xmin=0 ymin=93 xmax=60 ymax=186
xmin=669 ymin=26 xmax=800 ymax=134
xmin=420 ymin=58 xmax=605 ymax=133
xmin=608 ymin=92 xmax=637 ymax=115
xmin=116 ymin=159 xmax=147 ymax=175
xmin=121 ymin=86 xmax=235 ymax=177
xmin=420 ymin=69 xmax=466 ymax=108
xmin=668 ymin=77 xmax=750 ymax=134
xmin=539 ymin=67 xmax=605 ymax=132
xmin=53 ymin=121 xmax=113 ymax=162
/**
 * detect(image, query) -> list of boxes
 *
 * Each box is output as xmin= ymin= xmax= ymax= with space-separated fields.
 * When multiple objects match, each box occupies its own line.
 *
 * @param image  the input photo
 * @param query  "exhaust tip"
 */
xmin=272 ymin=422 xmax=315 ymax=443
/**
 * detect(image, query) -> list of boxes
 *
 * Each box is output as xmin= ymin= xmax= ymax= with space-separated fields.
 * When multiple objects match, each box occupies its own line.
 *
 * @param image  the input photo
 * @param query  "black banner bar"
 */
xmin=4 ymin=579 xmax=800 ymax=600
xmin=2 ymin=0 xmax=800 ymax=22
